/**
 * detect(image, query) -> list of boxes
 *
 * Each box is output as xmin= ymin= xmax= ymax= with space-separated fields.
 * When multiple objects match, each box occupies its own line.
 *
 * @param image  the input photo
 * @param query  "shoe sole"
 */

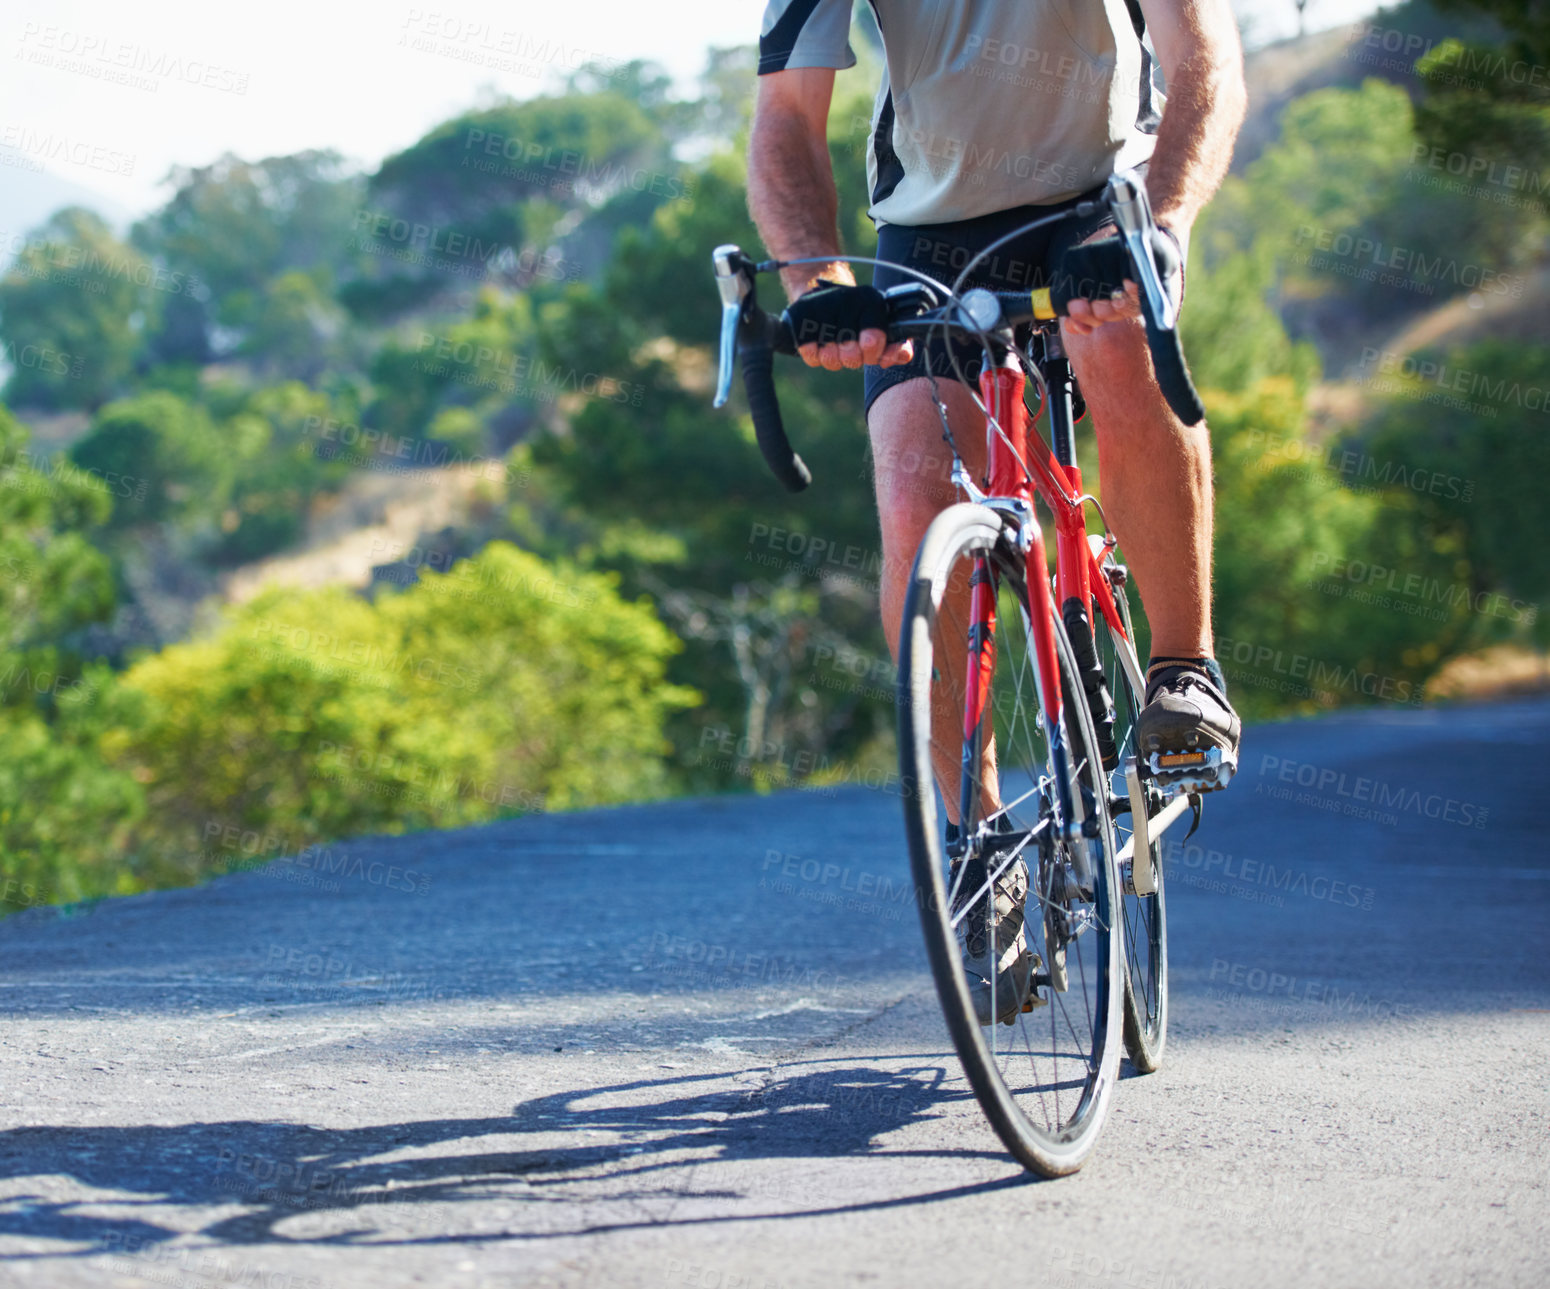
xmin=970 ymin=948 xmax=1035 ymax=1026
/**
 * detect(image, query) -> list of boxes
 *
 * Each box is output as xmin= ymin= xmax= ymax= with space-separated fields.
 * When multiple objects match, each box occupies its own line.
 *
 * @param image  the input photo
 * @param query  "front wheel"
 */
xmin=898 ymin=504 xmax=1124 ymax=1177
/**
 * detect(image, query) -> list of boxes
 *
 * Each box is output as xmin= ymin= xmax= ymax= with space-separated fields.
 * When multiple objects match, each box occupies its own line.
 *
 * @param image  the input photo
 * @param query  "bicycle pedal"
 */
xmin=1146 ymin=745 xmax=1235 ymax=794
xmin=1046 ymin=944 xmax=1069 ymax=993
xmin=1022 ymin=953 xmax=1050 ymax=1009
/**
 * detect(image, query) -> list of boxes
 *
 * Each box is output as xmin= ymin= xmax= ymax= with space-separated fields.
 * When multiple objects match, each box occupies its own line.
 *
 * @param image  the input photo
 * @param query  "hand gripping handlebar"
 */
xmin=712 ymin=170 xmax=1205 ymax=491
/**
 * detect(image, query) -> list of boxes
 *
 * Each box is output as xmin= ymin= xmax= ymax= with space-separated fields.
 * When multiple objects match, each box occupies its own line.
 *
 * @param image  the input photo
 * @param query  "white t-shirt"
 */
xmin=758 ymin=0 xmax=1163 ymax=225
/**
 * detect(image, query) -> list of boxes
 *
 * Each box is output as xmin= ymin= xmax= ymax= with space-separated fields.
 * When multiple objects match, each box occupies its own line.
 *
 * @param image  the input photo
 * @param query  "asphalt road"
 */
xmin=1 ymin=698 xmax=1547 ymax=1288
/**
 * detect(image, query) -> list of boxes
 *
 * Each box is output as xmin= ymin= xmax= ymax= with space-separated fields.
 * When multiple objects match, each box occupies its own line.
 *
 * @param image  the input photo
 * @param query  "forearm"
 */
xmin=747 ymin=103 xmax=851 ymax=300
xmin=1144 ymin=15 xmax=1246 ymax=232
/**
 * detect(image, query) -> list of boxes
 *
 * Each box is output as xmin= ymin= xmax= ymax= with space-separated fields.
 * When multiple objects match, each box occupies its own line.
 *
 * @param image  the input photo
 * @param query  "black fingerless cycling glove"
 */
xmin=1050 ymin=228 xmax=1181 ymax=315
xmin=782 ymin=280 xmax=890 ymax=349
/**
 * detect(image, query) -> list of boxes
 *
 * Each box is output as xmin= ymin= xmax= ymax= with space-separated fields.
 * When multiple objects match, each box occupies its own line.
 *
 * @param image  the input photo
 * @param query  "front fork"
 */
xmin=958 ymin=555 xmax=996 ymax=836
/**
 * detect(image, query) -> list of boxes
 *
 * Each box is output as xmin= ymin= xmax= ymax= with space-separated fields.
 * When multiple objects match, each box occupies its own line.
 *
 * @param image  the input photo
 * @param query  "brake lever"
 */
xmin=1105 ymin=170 xmax=1176 ymax=332
xmin=712 ymin=243 xmax=754 ymax=408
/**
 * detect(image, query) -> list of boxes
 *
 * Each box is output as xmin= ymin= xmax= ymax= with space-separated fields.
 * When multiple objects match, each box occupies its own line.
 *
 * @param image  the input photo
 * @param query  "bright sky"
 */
xmin=3 ymin=0 xmax=1385 ymax=219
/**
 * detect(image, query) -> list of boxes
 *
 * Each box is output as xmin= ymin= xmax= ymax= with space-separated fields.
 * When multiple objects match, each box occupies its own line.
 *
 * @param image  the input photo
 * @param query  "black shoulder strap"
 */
xmin=1122 ymin=0 xmax=1145 ymax=40
xmin=1125 ymin=0 xmax=1161 ymax=134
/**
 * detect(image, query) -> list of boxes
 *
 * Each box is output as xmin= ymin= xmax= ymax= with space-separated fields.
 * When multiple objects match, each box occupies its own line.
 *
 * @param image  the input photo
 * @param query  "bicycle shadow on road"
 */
xmin=0 ymin=1060 xmax=1029 ymax=1256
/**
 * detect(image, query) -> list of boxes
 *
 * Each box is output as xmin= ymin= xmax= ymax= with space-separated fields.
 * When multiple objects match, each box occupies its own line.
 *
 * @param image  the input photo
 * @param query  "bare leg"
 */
xmin=869 ymin=377 xmax=999 ymax=826
xmin=1061 ymin=315 xmax=1213 ymax=665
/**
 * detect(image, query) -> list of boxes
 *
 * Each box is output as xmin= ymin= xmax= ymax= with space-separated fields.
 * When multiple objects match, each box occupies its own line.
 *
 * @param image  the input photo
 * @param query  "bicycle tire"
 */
xmin=1092 ymin=562 xmax=1169 ymax=1072
xmin=899 ymin=503 xmax=1124 ymax=1176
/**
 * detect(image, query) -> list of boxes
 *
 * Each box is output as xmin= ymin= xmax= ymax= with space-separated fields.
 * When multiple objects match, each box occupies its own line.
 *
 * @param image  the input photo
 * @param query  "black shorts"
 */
xmin=862 ymin=175 xmax=1131 ymax=420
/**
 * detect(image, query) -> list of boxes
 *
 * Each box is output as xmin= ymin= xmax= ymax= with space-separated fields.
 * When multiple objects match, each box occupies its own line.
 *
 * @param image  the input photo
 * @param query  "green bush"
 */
xmin=1208 ymin=379 xmax=1449 ymax=717
xmin=1352 ymin=340 xmax=1550 ymax=649
xmin=0 ymin=208 xmax=149 ymax=410
xmin=104 ymin=542 xmax=698 ymax=876
xmin=207 ymin=381 xmax=355 ymax=565
xmin=0 ymin=407 xmax=144 ymax=914
xmin=70 ymin=391 xmax=230 ymax=528
xmin=0 ymin=703 xmax=146 ymax=914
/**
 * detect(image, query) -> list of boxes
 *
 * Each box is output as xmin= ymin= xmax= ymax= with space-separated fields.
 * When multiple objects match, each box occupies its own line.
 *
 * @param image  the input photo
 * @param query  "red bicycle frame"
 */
xmin=959 ymin=340 xmax=1130 ymax=833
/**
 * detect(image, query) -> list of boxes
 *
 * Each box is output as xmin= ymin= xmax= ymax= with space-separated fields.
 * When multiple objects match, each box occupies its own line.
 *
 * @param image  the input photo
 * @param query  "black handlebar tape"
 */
xmin=740 ymin=336 xmax=812 ymax=492
xmin=1143 ymin=311 xmax=1206 ymax=426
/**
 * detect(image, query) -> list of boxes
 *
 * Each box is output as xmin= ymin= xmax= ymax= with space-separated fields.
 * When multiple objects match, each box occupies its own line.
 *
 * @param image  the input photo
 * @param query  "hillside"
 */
xmin=3 ymin=0 xmax=1544 ymax=921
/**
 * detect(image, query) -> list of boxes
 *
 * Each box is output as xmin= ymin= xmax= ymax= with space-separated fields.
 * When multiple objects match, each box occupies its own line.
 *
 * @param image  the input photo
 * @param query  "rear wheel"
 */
xmin=899 ymin=503 xmax=1124 ymax=1176
xmin=1092 ymin=554 xmax=1169 ymax=1072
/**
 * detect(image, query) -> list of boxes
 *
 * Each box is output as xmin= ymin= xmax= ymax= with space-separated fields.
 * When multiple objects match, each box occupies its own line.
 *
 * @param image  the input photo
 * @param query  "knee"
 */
xmin=1064 ymin=315 xmax=1148 ymax=384
xmin=874 ymin=448 xmax=953 ymax=513
xmin=1067 ymin=318 xmax=1198 ymax=445
xmin=875 ymin=478 xmax=948 ymax=559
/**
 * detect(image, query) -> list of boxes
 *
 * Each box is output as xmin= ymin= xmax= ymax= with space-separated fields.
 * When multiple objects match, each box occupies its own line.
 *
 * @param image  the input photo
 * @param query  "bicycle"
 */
xmin=709 ymin=171 xmax=1218 ymax=1176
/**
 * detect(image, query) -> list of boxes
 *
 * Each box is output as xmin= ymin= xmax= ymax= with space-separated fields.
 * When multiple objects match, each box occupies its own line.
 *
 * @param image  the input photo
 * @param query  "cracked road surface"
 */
xmin=1 ymin=699 xmax=1547 ymax=1287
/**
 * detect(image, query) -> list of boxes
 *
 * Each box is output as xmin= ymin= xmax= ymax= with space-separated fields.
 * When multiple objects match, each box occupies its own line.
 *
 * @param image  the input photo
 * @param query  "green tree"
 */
xmin=240 ymin=269 xmax=347 ymax=381
xmin=1413 ymin=0 xmax=1550 ymax=201
xmin=371 ymin=84 xmax=672 ymax=241
xmin=1353 ymin=339 xmax=1550 ymax=648
xmin=0 ymin=704 xmax=147 ymax=914
xmin=1199 ymin=79 xmax=1531 ymax=362
xmin=69 ymin=391 xmax=231 ymax=528
xmin=207 ymin=381 xmax=355 ymax=564
xmin=351 ymin=79 xmax=689 ymax=316
xmin=132 ymin=151 xmax=365 ymax=363
xmin=0 ymin=208 xmax=149 ymax=409
xmin=1207 ymin=379 xmax=1451 ymax=717
xmin=1 ymin=404 xmax=117 ymax=702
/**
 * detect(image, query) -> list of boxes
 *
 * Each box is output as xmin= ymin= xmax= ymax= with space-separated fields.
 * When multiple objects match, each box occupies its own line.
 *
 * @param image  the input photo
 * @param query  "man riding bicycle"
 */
xmin=746 ymin=0 xmax=1247 ymax=1021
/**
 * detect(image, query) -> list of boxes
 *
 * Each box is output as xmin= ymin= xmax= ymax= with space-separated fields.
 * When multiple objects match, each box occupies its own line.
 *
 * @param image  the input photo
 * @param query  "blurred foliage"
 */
xmin=1319 ymin=0 xmax=1550 ymax=659
xmin=1348 ymin=340 xmax=1550 ymax=647
xmin=1207 ymin=380 xmax=1455 ymax=716
xmin=132 ymin=150 xmax=366 ymax=363
xmin=355 ymin=67 xmax=690 ymax=319
xmin=209 ymin=381 xmax=357 ymax=565
xmin=70 ymin=392 xmax=230 ymax=529
xmin=0 ymin=27 xmax=1546 ymax=914
xmin=0 ymin=406 xmax=116 ymax=653
xmin=0 ymin=704 xmax=147 ymax=914
xmin=104 ymin=543 xmax=696 ymax=875
xmin=0 ymin=409 xmax=143 ymax=913
xmin=240 ymin=270 xmax=349 ymax=381
xmin=1199 ymin=77 xmax=1536 ymax=361
xmin=0 ymin=209 xmax=150 ymax=410
xmin=1414 ymin=0 xmax=1550 ymax=185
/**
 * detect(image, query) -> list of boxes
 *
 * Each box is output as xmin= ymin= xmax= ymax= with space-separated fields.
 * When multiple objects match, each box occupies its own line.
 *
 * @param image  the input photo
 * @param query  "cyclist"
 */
xmin=747 ymin=0 xmax=1246 ymax=1022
